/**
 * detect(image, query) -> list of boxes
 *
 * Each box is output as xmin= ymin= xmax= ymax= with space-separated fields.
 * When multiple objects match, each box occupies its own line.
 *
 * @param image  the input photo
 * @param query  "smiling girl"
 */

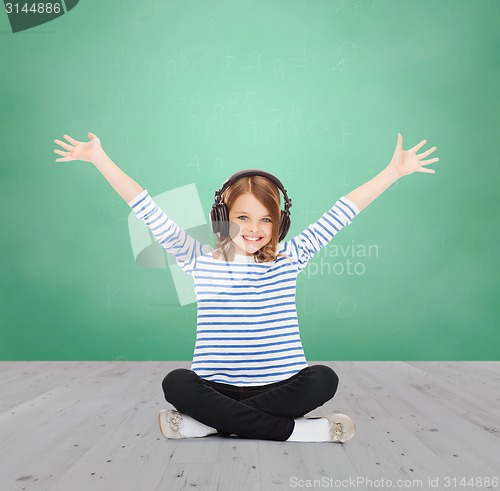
xmin=54 ymin=132 xmax=438 ymax=443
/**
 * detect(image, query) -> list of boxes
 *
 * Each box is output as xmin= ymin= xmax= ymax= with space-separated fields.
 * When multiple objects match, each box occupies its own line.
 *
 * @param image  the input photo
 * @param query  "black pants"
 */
xmin=161 ymin=364 xmax=339 ymax=442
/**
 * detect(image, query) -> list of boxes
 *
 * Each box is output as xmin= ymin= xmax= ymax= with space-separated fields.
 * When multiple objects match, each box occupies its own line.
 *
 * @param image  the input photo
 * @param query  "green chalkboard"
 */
xmin=1 ymin=0 xmax=498 ymax=361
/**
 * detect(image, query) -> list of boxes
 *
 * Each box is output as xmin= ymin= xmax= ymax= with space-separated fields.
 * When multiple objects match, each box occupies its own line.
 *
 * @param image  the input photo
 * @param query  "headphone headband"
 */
xmin=214 ymin=168 xmax=292 ymax=212
xmin=210 ymin=169 xmax=292 ymax=242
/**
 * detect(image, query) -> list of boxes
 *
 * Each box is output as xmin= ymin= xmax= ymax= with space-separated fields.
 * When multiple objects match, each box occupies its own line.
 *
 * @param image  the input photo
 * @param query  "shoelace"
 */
xmin=331 ymin=422 xmax=345 ymax=442
xmin=168 ymin=410 xmax=182 ymax=431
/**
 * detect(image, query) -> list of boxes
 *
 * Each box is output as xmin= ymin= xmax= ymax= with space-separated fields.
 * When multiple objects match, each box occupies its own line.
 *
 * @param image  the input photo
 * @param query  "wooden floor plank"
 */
xmin=0 ymin=361 xmax=52 ymax=377
xmin=405 ymin=362 xmax=500 ymax=438
xmin=407 ymin=361 xmax=500 ymax=409
xmin=0 ymin=362 xmax=113 ymax=413
xmin=213 ymin=437 xmax=261 ymax=490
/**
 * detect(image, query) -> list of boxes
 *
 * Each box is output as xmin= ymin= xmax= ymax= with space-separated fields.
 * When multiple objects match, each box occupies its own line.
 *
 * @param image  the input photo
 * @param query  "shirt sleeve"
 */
xmin=127 ymin=188 xmax=211 ymax=275
xmin=286 ymin=196 xmax=360 ymax=273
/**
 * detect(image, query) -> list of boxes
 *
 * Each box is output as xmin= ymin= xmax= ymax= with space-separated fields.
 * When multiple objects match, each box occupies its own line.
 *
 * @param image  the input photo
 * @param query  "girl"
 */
xmin=53 ymin=132 xmax=438 ymax=443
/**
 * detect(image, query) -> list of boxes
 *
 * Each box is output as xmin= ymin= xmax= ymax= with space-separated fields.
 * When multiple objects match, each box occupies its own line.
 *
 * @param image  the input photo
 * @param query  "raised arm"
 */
xmin=53 ymin=132 xmax=143 ymax=203
xmin=54 ymin=132 xmax=208 ymax=274
xmin=346 ymin=133 xmax=439 ymax=212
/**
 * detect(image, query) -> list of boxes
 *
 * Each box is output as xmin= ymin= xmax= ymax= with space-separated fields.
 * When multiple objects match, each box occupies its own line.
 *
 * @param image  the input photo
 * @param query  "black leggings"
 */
xmin=161 ymin=364 xmax=339 ymax=442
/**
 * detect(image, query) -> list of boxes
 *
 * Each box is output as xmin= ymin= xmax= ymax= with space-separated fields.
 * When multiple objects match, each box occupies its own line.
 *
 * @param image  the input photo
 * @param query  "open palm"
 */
xmin=389 ymin=133 xmax=439 ymax=177
xmin=53 ymin=132 xmax=102 ymax=163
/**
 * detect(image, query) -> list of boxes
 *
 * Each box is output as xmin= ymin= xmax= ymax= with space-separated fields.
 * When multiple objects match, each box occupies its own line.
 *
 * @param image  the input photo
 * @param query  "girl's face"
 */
xmin=228 ymin=193 xmax=274 ymax=256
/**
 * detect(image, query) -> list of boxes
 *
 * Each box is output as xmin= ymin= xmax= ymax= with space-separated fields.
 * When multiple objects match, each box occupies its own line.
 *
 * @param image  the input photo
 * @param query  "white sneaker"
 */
xmin=158 ymin=409 xmax=185 ymax=439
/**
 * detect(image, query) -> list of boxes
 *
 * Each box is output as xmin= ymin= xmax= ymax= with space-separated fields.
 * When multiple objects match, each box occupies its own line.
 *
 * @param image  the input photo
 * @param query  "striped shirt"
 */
xmin=128 ymin=188 xmax=360 ymax=386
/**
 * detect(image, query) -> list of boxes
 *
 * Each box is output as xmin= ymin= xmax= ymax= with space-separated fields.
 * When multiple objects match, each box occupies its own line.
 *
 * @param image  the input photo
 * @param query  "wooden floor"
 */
xmin=1 ymin=362 xmax=499 ymax=491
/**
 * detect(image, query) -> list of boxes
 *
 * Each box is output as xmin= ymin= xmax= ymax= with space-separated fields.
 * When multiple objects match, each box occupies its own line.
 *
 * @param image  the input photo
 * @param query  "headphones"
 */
xmin=210 ymin=169 xmax=292 ymax=242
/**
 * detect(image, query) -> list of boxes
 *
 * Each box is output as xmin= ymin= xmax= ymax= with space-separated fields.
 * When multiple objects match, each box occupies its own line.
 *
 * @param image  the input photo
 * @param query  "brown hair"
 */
xmin=212 ymin=175 xmax=293 ymax=264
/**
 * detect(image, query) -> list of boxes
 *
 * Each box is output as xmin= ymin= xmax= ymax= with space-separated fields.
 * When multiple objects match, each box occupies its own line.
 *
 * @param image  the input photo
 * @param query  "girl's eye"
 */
xmin=237 ymin=216 xmax=271 ymax=223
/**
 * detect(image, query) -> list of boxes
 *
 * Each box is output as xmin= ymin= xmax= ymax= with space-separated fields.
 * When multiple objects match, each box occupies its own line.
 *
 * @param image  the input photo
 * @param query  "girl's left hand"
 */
xmin=388 ymin=133 xmax=439 ymax=178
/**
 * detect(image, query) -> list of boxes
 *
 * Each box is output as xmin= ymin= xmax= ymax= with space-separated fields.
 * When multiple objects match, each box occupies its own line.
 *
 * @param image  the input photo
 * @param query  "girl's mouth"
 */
xmin=242 ymin=235 xmax=262 ymax=243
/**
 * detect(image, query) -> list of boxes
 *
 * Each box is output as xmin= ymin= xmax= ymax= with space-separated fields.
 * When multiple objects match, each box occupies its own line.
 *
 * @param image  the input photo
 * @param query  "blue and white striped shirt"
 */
xmin=128 ymin=188 xmax=360 ymax=386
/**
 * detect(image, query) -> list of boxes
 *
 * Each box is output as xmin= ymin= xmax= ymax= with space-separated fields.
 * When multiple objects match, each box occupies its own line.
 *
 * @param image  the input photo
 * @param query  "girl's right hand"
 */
xmin=53 ymin=132 xmax=103 ymax=164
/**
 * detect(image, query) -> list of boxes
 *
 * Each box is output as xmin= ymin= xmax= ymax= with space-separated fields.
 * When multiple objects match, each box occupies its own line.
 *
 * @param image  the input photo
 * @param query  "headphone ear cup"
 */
xmin=219 ymin=204 xmax=229 ymax=238
xmin=279 ymin=210 xmax=290 ymax=242
xmin=209 ymin=206 xmax=218 ymax=235
xmin=211 ymin=204 xmax=230 ymax=238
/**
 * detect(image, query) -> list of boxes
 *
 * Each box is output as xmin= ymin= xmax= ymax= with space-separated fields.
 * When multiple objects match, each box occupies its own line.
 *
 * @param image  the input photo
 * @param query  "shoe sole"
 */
xmin=158 ymin=409 xmax=183 ymax=439
xmin=324 ymin=412 xmax=356 ymax=443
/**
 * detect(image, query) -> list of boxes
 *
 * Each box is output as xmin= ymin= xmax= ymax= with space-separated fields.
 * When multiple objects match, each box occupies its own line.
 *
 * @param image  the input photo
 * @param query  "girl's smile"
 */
xmin=242 ymin=235 xmax=263 ymax=242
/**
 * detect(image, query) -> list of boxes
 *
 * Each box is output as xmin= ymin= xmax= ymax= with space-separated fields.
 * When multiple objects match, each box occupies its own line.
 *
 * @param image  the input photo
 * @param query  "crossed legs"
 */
xmin=161 ymin=365 xmax=339 ymax=441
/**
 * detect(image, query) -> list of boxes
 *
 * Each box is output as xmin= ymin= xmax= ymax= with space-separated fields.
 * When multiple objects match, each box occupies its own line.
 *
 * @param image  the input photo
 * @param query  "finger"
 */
xmin=420 ymin=157 xmax=439 ymax=166
xmin=418 ymin=167 xmax=436 ymax=174
xmin=54 ymin=139 xmax=73 ymax=151
xmin=412 ymin=139 xmax=428 ymax=153
xmin=418 ymin=146 xmax=437 ymax=158
xmin=55 ymin=157 xmax=69 ymax=162
xmin=397 ymin=132 xmax=403 ymax=148
xmin=54 ymin=149 xmax=69 ymax=157
xmin=63 ymin=134 xmax=79 ymax=145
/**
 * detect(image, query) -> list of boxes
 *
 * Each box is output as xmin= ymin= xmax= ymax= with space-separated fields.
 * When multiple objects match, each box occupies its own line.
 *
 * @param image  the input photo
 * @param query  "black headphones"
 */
xmin=210 ymin=169 xmax=292 ymax=242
